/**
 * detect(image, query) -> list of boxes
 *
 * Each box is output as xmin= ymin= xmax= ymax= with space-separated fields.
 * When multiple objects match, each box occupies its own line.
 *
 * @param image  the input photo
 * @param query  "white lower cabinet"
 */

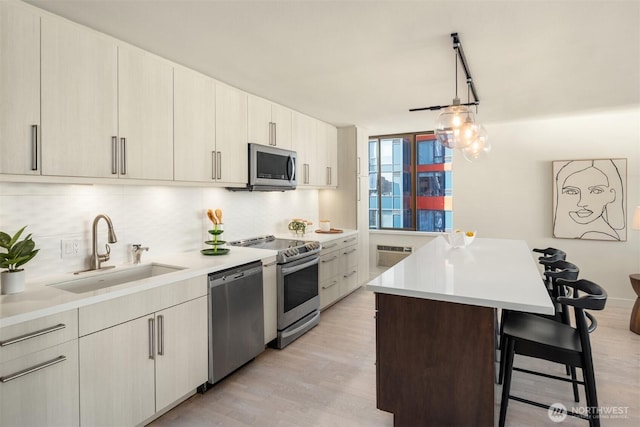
xmin=0 ymin=340 xmax=79 ymax=427
xmin=319 ymin=235 xmax=360 ymax=310
xmin=0 ymin=309 xmax=79 ymax=427
xmin=79 ymin=296 xmax=208 ymax=426
xmin=263 ymin=257 xmax=278 ymax=344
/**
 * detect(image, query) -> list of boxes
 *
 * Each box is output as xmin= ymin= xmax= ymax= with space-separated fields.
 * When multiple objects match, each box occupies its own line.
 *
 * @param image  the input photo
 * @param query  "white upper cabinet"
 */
xmin=118 ymin=46 xmax=174 ymax=181
xmin=292 ymin=112 xmax=337 ymax=188
xmin=248 ymin=94 xmax=292 ymax=149
xmin=40 ymin=16 xmax=118 ymax=178
xmin=326 ymin=123 xmax=338 ymax=187
xmin=0 ymin=2 xmax=40 ymax=175
xmin=215 ymin=83 xmax=248 ymax=185
xmin=174 ymin=67 xmax=216 ymax=182
xmin=271 ymin=103 xmax=292 ymax=149
xmin=292 ymin=112 xmax=316 ymax=186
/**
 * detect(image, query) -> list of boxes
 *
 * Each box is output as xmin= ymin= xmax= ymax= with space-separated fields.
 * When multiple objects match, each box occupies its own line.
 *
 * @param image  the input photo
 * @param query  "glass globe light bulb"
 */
xmin=434 ymin=98 xmax=475 ymax=149
xmin=461 ymin=125 xmax=490 ymax=162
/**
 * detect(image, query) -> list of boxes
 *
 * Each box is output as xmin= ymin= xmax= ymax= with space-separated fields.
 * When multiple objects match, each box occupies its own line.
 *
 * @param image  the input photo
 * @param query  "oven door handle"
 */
xmin=280 ymin=311 xmax=320 ymax=340
xmin=280 ymin=256 xmax=319 ymax=276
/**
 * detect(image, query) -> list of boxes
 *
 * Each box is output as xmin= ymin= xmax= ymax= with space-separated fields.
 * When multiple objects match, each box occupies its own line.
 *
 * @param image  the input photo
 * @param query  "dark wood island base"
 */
xmin=375 ymin=293 xmax=495 ymax=426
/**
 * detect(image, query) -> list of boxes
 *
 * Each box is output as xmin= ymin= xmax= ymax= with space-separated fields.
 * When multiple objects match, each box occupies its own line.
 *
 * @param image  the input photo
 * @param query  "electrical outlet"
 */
xmin=61 ymin=239 xmax=81 ymax=258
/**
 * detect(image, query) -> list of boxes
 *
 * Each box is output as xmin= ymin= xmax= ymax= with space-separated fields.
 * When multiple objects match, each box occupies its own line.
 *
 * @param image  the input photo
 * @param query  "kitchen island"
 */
xmin=366 ymin=236 xmax=554 ymax=426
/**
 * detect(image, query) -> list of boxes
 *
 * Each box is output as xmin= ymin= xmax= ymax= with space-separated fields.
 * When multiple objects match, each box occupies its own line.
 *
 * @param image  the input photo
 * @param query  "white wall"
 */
xmin=0 ymin=182 xmax=318 ymax=281
xmin=453 ymin=107 xmax=640 ymax=304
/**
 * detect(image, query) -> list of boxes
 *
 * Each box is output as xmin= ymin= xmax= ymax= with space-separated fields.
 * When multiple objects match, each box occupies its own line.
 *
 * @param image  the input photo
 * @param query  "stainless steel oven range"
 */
xmin=228 ymin=235 xmax=321 ymax=348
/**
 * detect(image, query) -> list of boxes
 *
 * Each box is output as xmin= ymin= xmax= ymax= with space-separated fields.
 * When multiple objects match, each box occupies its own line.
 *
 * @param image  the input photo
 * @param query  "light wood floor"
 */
xmin=150 ymin=288 xmax=639 ymax=427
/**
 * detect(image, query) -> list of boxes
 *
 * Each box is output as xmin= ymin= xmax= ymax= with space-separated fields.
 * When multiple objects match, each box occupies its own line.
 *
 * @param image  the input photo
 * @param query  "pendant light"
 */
xmin=434 ymin=52 xmax=476 ymax=149
xmin=411 ymin=33 xmax=489 ymax=160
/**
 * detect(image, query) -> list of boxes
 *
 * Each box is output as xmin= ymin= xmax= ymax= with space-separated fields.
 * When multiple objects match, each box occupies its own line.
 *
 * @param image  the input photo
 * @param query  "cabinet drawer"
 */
xmin=79 ymin=275 xmax=207 ymax=336
xmin=342 ymin=266 xmax=360 ymax=295
xmin=319 ymin=237 xmax=342 ymax=254
xmin=0 ymin=339 xmax=79 ymax=427
xmin=342 ymin=244 xmax=358 ymax=270
xmin=319 ymin=277 xmax=341 ymax=310
xmin=0 ymin=310 xmax=78 ymax=363
xmin=341 ymin=235 xmax=358 ymax=247
xmin=319 ymin=250 xmax=341 ymax=283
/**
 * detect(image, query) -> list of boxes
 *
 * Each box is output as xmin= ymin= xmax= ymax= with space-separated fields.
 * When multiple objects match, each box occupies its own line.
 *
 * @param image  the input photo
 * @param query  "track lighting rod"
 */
xmin=451 ymin=33 xmax=479 ymax=104
xmin=409 ymin=101 xmax=478 ymax=112
xmin=410 ymin=32 xmax=480 ymax=112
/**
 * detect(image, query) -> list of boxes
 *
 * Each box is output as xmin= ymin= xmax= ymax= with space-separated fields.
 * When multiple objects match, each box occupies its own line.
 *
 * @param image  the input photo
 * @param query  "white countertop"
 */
xmin=0 ymin=246 xmax=277 ymax=328
xmin=275 ymin=228 xmax=357 ymax=244
xmin=366 ymin=236 xmax=554 ymax=315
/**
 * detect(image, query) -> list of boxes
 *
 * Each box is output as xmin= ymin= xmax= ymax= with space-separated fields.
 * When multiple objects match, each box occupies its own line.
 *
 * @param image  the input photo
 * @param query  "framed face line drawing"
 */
xmin=552 ymin=158 xmax=627 ymax=241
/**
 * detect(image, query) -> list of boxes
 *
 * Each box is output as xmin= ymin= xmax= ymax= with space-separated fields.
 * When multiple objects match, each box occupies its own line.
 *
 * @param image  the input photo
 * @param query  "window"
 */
xmin=369 ymin=132 xmax=453 ymax=232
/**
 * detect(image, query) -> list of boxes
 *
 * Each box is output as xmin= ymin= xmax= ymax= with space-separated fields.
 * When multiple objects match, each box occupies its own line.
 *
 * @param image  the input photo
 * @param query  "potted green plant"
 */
xmin=0 ymin=226 xmax=39 ymax=295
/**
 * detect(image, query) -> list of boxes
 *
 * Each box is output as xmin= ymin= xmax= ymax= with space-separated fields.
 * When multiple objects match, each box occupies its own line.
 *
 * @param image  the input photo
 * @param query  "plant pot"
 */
xmin=1 ymin=269 xmax=26 ymax=295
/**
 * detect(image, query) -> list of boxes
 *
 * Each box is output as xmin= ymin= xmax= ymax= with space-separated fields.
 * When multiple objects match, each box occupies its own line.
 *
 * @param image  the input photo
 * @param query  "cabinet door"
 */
xmin=263 ymin=259 xmax=278 ymax=344
xmin=292 ymin=112 xmax=315 ymax=186
xmin=271 ymin=104 xmax=292 ymax=149
xmin=174 ymin=68 xmax=216 ymax=182
xmin=314 ymin=120 xmax=329 ymax=187
xmin=41 ymin=17 xmax=118 ymax=178
xmin=79 ymin=315 xmax=155 ymax=427
xmin=0 ymin=340 xmax=79 ymax=427
xmin=118 ymin=46 xmax=174 ymax=180
xmin=0 ymin=2 xmax=40 ymax=175
xmin=326 ymin=124 xmax=338 ymax=187
xmin=155 ymin=297 xmax=208 ymax=411
xmin=247 ymin=94 xmax=272 ymax=147
xmin=215 ymin=83 xmax=248 ymax=184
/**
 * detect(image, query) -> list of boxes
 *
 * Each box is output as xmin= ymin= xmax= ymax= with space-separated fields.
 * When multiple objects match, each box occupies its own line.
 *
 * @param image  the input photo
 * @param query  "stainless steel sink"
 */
xmin=48 ymin=264 xmax=184 ymax=294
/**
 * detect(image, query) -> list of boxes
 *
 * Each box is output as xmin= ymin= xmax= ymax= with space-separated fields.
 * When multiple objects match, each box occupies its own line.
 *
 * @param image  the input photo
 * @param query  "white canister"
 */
xmin=319 ymin=220 xmax=331 ymax=232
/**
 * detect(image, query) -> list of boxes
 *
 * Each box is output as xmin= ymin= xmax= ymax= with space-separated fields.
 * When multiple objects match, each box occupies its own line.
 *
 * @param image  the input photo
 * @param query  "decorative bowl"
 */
xmin=447 ymin=231 xmax=476 ymax=248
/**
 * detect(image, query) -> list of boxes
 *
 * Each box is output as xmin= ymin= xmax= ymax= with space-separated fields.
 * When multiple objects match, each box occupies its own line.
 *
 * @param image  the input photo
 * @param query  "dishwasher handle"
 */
xmin=208 ymin=262 xmax=262 ymax=288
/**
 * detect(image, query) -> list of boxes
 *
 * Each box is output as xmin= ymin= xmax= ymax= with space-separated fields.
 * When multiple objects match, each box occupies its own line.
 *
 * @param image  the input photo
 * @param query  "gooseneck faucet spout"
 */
xmin=91 ymin=214 xmax=117 ymax=271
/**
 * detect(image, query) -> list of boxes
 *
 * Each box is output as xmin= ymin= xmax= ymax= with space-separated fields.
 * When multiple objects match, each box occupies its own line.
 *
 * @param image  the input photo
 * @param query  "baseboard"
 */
xmin=605 ymin=297 xmax=634 ymax=309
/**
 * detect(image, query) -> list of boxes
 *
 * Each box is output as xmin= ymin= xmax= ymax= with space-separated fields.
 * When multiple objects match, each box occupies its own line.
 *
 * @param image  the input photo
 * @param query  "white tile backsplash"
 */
xmin=0 ymin=182 xmax=319 ymax=280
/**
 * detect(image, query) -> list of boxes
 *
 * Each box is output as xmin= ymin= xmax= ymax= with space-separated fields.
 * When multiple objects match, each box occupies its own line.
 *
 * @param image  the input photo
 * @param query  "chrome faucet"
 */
xmin=132 ymin=244 xmax=149 ymax=264
xmin=90 ymin=214 xmax=117 ymax=271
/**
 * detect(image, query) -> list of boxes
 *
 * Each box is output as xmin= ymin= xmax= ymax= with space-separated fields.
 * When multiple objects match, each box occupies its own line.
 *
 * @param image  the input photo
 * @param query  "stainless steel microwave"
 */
xmin=247 ymin=143 xmax=297 ymax=191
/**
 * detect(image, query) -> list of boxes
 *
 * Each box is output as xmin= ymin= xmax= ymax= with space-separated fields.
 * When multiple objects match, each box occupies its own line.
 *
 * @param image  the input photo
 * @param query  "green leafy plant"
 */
xmin=0 ymin=226 xmax=39 ymax=272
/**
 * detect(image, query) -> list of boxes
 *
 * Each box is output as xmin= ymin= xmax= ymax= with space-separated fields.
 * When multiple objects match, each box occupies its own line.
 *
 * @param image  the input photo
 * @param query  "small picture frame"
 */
xmin=552 ymin=158 xmax=627 ymax=241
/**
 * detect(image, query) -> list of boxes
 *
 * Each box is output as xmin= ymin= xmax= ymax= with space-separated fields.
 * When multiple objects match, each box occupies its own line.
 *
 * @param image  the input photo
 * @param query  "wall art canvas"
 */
xmin=552 ymin=158 xmax=627 ymax=241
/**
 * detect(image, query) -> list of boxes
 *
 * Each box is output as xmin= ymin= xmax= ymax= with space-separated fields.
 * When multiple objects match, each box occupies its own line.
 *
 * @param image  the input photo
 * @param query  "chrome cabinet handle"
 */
xmin=0 ymin=324 xmax=66 ymax=347
xmin=326 ymin=167 xmax=331 ymax=185
xmin=344 ymin=270 xmax=357 ymax=278
xmin=322 ymin=280 xmax=338 ymax=290
xmin=323 ymin=243 xmax=338 ymax=249
xmin=211 ymin=151 xmax=216 ymax=179
xmin=216 ymin=151 xmax=222 ymax=180
xmin=263 ymin=261 xmax=277 ymax=268
xmin=343 ymin=248 xmax=357 ymax=255
xmin=0 ymin=356 xmax=66 ymax=383
xmin=357 ymin=177 xmax=361 ymax=201
xmin=31 ymin=125 xmax=38 ymax=171
xmin=321 ymin=255 xmax=338 ymax=263
xmin=148 ymin=318 xmax=155 ymax=360
xmin=111 ymin=136 xmax=118 ymax=174
xmin=273 ymin=122 xmax=277 ymax=146
xmin=120 ymin=137 xmax=127 ymax=175
xmin=157 ymin=315 xmax=164 ymax=356
xmin=343 ymin=237 xmax=357 ymax=243
xmin=268 ymin=122 xmax=274 ymax=146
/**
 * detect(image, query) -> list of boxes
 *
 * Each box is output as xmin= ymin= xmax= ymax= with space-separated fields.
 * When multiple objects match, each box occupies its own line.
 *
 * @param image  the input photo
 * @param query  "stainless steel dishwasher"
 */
xmin=208 ymin=261 xmax=264 ymax=384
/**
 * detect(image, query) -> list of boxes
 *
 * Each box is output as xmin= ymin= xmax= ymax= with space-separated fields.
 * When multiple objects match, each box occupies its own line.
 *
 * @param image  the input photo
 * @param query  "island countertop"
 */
xmin=366 ymin=236 xmax=554 ymax=315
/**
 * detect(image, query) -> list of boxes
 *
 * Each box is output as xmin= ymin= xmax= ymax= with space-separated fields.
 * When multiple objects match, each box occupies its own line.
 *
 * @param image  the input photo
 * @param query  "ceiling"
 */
xmin=26 ymin=0 xmax=640 ymax=135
